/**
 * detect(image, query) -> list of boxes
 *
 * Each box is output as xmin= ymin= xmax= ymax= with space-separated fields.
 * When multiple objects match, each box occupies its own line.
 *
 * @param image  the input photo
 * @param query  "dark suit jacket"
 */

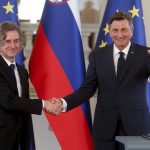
xmin=0 ymin=55 xmax=42 ymax=150
xmin=64 ymin=43 xmax=150 ymax=142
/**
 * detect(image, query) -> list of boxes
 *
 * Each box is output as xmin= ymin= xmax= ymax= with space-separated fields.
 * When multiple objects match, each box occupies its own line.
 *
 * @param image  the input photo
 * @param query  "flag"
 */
xmin=29 ymin=0 xmax=93 ymax=149
xmin=0 ymin=0 xmax=36 ymax=149
xmin=95 ymin=0 xmax=150 ymax=109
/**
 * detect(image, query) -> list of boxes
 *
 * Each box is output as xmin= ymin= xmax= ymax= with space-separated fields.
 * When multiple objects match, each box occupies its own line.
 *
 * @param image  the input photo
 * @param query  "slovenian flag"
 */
xmin=29 ymin=0 xmax=93 ymax=149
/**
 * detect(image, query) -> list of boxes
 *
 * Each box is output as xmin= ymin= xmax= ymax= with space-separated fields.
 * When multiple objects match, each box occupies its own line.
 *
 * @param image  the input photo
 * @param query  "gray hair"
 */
xmin=0 ymin=22 xmax=26 ymax=49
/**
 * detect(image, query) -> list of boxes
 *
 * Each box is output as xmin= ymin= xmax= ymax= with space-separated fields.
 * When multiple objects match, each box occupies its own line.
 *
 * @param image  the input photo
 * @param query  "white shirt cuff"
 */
xmin=60 ymin=98 xmax=67 ymax=112
xmin=42 ymin=100 xmax=45 ymax=108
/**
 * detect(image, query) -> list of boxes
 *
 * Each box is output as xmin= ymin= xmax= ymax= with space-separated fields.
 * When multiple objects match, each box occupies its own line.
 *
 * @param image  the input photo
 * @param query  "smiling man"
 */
xmin=51 ymin=12 xmax=150 ymax=150
xmin=0 ymin=22 xmax=63 ymax=150
xmin=109 ymin=14 xmax=133 ymax=51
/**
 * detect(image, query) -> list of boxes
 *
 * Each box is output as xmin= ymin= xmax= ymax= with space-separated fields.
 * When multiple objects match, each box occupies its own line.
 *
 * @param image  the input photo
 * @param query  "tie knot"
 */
xmin=10 ymin=64 xmax=15 ymax=73
xmin=119 ymin=52 xmax=124 ymax=57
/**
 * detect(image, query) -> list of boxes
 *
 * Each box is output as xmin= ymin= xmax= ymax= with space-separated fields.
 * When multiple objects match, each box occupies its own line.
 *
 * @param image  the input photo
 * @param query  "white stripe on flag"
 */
xmin=68 ymin=0 xmax=82 ymax=34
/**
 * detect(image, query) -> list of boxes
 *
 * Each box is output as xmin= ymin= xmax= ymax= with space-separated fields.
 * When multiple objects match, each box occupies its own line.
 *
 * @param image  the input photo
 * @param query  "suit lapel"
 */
xmin=0 ymin=56 xmax=18 ymax=94
xmin=118 ymin=43 xmax=136 ymax=83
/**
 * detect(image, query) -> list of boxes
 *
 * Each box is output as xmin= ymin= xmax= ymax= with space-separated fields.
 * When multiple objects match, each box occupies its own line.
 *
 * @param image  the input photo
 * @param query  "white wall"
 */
xmin=142 ymin=1 xmax=150 ymax=46
xmin=79 ymin=0 xmax=100 ymax=10
xmin=18 ymin=0 xmax=45 ymax=23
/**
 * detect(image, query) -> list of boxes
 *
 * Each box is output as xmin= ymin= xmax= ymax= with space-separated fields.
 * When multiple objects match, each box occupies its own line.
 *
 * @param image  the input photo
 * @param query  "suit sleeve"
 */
xmin=64 ymin=51 xmax=98 ymax=111
xmin=0 ymin=68 xmax=42 ymax=115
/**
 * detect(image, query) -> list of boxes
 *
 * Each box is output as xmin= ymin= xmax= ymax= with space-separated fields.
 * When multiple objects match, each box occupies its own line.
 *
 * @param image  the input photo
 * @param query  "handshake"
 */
xmin=44 ymin=98 xmax=64 ymax=115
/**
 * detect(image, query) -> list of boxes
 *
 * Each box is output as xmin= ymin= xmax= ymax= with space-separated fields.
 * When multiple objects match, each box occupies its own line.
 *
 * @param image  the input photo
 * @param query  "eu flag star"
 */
xmin=3 ymin=1 xmax=14 ymax=14
xmin=99 ymin=40 xmax=107 ymax=48
xmin=103 ymin=23 xmax=109 ymax=35
xmin=129 ymin=5 xmax=140 ymax=18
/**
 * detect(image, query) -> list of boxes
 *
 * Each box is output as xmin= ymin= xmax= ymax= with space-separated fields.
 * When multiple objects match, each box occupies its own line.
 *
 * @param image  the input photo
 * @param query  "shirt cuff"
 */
xmin=42 ymin=100 xmax=45 ymax=108
xmin=60 ymin=98 xmax=67 ymax=112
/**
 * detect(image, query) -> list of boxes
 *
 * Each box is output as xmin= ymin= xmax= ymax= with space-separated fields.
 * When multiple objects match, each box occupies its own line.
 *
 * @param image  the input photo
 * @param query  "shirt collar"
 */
xmin=1 ymin=55 xmax=16 ymax=67
xmin=113 ymin=41 xmax=131 ymax=56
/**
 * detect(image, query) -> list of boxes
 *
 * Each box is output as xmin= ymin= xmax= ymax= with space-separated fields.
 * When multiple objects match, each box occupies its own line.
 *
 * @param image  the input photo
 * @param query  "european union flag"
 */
xmin=0 ymin=1 xmax=36 ymax=149
xmin=95 ymin=0 xmax=150 ymax=109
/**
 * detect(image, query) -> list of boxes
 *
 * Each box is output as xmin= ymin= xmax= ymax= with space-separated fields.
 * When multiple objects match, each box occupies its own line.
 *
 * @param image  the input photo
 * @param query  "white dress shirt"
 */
xmin=113 ymin=42 xmax=131 ymax=74
xmin=113 ymin=42 xmax=131 ymax=73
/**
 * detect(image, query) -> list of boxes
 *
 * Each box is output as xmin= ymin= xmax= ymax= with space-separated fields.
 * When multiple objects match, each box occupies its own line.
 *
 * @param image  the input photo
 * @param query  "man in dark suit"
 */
xmin=52 ymin=12 xmax=150 ymax=150
xmin=0 ymin=22 xmax=63 ymax=150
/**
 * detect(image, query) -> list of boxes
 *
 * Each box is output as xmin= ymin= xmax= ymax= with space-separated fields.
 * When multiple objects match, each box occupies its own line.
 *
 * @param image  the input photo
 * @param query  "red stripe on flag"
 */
xmin=29 ymin=24 xmax=94 ymax=150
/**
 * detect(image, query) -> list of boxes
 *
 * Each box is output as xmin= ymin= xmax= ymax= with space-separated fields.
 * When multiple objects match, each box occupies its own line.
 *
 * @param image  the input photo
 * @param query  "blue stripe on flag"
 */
xmin=41 ymin=1 xmax=85 ymax=90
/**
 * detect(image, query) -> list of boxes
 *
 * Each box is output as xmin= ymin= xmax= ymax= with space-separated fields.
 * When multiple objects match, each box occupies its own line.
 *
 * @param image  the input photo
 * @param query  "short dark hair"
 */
xmin=0 ymin=22 xmax=26 ymax=49
xmin=109 ymin=11 xmax=133 ymax=28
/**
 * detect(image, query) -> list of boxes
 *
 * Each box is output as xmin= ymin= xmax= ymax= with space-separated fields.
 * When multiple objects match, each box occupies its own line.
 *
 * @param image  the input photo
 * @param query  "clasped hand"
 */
xmin=44 ymin=98 xmax=63 ymax=115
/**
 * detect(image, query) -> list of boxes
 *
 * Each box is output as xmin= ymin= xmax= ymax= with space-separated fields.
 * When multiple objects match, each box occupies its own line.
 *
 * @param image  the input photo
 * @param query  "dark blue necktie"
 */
xmin=10 ymin=64 xmax=17 ymax=84
xmin=10 ymin=64 xmax=15 ymax=75
xmin=117 ymin=52 xmax=125 ymax=80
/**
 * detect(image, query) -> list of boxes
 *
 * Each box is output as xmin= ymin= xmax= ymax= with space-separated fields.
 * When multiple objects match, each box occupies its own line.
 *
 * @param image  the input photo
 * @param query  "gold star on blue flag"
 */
xmin=95 ymin=0 xmax=150 ymax=110
xmin=0 ymin=1 xmax=19 ymax=25
xmin=3 ymin=1 xmax=14 ymax=14
xmin=129 ymin=5 xmax=140 ymax=18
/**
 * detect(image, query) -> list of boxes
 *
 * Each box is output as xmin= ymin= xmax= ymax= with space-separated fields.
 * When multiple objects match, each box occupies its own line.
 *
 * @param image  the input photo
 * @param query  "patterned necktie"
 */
xmin=117 ymin=52 xmax=125 ymax=80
